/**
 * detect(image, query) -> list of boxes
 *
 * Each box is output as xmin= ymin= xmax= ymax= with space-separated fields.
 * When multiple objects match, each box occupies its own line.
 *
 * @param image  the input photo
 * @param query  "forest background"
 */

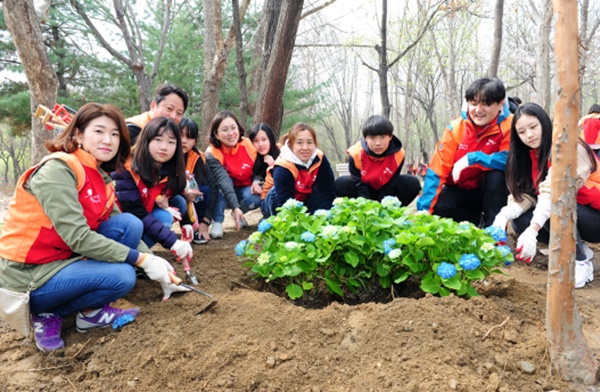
xmin=0 ymin=0 xmax=599 ymax=186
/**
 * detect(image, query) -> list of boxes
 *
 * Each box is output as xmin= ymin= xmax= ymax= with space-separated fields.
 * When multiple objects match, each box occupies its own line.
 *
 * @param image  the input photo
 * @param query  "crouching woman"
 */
xmin=0 ymin=103 xmax=174 ymax=352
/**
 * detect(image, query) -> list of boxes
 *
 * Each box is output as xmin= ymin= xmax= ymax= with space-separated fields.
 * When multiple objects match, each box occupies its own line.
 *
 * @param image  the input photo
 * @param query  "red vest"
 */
xmin=124 ymin=158 xmax=168 ymax=214
xmin=347 ymin=142 xmax=405 ymax=191
xmin=206 ymin=138 xmax=257 ymax=187
xmin=0 ymin=150 xmax=115 ymax=264
xmin=274 ymin=151 xmax=323 ymax=201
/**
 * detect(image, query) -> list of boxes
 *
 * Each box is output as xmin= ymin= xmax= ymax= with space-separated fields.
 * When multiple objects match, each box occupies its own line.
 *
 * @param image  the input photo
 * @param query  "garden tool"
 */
xmin=168 ymin=272 xmax=216 ymax=314
xmin=181 ymin=258 xmax=199 ymax=285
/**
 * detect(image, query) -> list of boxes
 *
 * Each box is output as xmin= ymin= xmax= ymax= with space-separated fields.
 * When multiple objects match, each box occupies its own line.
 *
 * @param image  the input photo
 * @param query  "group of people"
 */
xmin=0 ymin=76 xmax=598 ymax=353
xmin=406 ymin=162 xmax=428 ymax=178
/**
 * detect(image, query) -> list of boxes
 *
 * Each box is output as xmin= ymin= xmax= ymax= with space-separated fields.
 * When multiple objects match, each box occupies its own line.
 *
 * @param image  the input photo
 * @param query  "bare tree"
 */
xmin=69 ymin=0 xmax=174 ymax=112
xmin=536 ymin=0 xmax=553 ymax=111
xmin=487 ymin=0 xmax=504 ymax=77
xmin=547 ymin=0 xmax=598 ymax=384
xmin=232 ymin=0 xmax=249 ymax=128
xmin=578 ymin=0 xmax=600 ymax=111
xmin=253 ymin=0 xmax=305 ymax=133
xmin=3 ymin=0 xmax=57 ymax=163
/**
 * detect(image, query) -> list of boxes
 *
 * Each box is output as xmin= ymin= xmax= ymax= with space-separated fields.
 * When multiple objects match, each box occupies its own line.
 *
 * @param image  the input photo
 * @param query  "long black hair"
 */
xmin=132 ymin=116 xmax=186 ymax=195
xmin=249 ymin=123 xmax=280 ymax=179
xmin=507 ymin=103 xmax=597 ymax=201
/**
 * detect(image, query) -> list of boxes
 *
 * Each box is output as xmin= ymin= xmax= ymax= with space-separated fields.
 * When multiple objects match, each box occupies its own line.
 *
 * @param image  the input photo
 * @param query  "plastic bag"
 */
xmin=0 ymin=288 xmax=31 ymax=337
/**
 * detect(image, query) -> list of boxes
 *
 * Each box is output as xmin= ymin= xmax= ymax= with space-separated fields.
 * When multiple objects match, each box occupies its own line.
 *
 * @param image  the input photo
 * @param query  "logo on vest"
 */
xmin=383 ymin=167 xmax=393 ymax=175
xmin=241 ymin=163 xmax=252 ymax=170
xmin=458 ymin=144 xmax=468 ymax=151
xmin=485 ymin=139 xmax=497 ymax=146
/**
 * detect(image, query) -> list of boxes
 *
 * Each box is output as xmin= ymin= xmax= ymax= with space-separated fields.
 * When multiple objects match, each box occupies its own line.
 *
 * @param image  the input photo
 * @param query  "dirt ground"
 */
xmin=0 ymin=190 xmax=599 ymax=391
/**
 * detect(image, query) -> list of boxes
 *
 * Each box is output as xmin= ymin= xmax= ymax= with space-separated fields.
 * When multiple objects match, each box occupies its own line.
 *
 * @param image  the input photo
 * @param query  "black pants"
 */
xmin=432 ymin=170 xmax=508 ymax=227
xmin=335 ymin=174 xmax=422 ymax=207
xmin=512 ymin=203 xmax=600 ymax=260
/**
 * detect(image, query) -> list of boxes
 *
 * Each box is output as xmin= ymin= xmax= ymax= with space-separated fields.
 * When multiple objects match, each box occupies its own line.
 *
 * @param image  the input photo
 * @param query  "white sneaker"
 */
xmin=209 ymin=222 xmax=224 ymax=239
xmin=582 ymin=243 xmax=594 ymax=261
xmin=575 ymin=260 xmax=594 ymax=288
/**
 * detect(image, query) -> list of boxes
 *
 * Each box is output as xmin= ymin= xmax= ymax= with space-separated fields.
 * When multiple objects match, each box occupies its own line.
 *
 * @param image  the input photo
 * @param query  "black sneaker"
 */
xmin=193 ymin=233 xmax=209 ymax=244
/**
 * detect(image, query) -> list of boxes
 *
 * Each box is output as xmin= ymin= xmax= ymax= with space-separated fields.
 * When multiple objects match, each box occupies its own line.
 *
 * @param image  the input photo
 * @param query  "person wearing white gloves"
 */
xmin=111 ymin=117 xmax=194 ymax=262
xmin=492 ymin=103 xmax=600 ymax=288
xmin=416 ymin=77 xmax=512 ymax=227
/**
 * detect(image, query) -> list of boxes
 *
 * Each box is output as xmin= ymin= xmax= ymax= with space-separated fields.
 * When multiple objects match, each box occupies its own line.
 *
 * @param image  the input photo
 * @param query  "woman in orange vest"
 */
xmin=262 ymin=122 xmax=336 ymax=217
xmin=0 ymin=103 xmax=175 ymax=352
xmin=492 ymin=103 xmax=600 ymax=287
xmin=205 ymin=111 xmax=261 ymax=238
xmin=249 ymin=123 xmax=280 ymax=201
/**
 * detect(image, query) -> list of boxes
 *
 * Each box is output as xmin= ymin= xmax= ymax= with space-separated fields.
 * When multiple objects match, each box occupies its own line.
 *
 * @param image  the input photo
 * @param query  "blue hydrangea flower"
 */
xmin=235 ymin=240 xmax=248 ymax=257
xmin=484 ymin=226 xmax=507 ymax=244
xmin=437 ymin=262 xmax=457 ymax=279
xmin=383 ymin=238 xmax=397 ymax=247
xmin=300 ymin=231 xmax=316 ymax=242
xmin=257 ymin=220 xmax=273 ymax=233
xmin=112 ymin=314 xmax=135 ymax=330
xmin=384 ymin=244 xmax=393 ymax=255
xmin=497 ymin=245 xmax=513 ymax=266
xmin=459 ymin=254 xmax=481 ymax=271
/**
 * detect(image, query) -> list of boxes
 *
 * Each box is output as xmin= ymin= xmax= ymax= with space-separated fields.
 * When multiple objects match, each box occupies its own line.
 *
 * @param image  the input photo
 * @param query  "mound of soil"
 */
xmin=1 ymin=208 xmax=599 ymax=391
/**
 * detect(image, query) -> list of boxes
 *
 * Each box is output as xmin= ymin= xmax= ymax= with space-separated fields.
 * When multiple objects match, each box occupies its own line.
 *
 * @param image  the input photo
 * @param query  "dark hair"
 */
xmin=153 ymin=83 xmax=189 ymax=112
xmin=46 ymin=102 xmax=130 ymax=173
xmin=179 ymin=117 xmax=199 ymax=140
xmin=286 ymin=122 xmax=318 ymax=148
xmin=208 ymin=110 xmax=245 ymax=148
xmin=249 ymin=123 xmax=280 ymax=179
xmin=132 ymin=116 xmax=186 ymax=195
xmin=465 ymin=77 xmax=506 ymax=105
xmin=508 ymin=96 xmax=522 ymax=114
xmin=506 ymin=103 xmax=553 ymax=201
xmin=362 ymin=115 xmax=394 ymax=137
xmin=588 ymin=104 xmax=600 ymax=115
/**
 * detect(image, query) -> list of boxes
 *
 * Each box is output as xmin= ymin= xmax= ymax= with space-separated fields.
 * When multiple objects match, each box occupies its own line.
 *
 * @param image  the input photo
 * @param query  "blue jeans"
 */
xmin=29 ymin=213 xmax=143 ymax=317
xmin=143 ymin=194 xmax=187 ymax=247
xmin=213 ymin=185 xmax=262 ymax=223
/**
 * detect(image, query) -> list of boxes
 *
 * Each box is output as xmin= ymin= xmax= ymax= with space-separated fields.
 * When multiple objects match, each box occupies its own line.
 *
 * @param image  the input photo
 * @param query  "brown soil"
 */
xmin=1 ymin=203 xmax=600 ymax=391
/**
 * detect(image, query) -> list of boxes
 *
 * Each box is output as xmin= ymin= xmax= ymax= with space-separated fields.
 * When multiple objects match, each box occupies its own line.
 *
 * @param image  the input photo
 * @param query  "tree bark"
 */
xmin=232 ymin=0 xmax=249 ymax=128
xmin=487 ymin=0 xmax=504 ymax=77
xmin=253 ymin=0 xmax=304 ymax=134
xmin=378 ymin=0 xmax=391 ymax=118
xmin=4 ymin=0 xmax=57 ymax=163
xmin=536 ymin=0 xmax=552 ymax=112
xmin=547 ymin=0 xmax=598 ymax=385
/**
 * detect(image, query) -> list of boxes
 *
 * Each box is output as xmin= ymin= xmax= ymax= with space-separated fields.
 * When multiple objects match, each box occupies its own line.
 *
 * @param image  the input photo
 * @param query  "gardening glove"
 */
xmin=492 ymin=204 xmax=524 ymax=230
xmin=137 ymin=254 xmax=174 ymax=284
xmin=516 ymin=227 xmax=538 ymax=264
xmin=451 ymin=154 xmax=470 ymax=183
xmin=170 ymin=239 xmax=193 ymax=261
xmin=160 ymin=281 xmax=191 ymax=301
xmin=181 ymin=224 xmax=193 ymax=242
xmin=165 ymin=206 xmax=182 ymax=222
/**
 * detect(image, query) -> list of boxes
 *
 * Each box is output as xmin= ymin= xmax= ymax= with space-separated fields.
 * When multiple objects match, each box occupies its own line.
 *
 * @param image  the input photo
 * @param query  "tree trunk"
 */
xmin=4 ymin=0 xmax=57 ymax=163
xmin=232 ymin=0 xmax=249 ymax=128
xmin=378 ymin=0 xmax=391 ymax=118
xmin=536 ymin=0 xmax=553 ymax=112
xmin=253 ymin=0 xmax=304 ymax=134
xmin=487 ymin=0 xmax=504 ymax=77
xmin=548 ymin=0 xmax=598 ymax=384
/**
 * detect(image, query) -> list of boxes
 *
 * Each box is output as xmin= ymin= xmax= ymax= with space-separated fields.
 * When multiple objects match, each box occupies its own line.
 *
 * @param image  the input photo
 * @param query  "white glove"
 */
xmin=165 ymin=206 xmax=182 ymax=222
xmin=516 ymin=227 xmax=538 ymax=263
xmin=137 ymin=255 xmax=174 ymax=284
xmin=181 ymin=224 xmax=193 ymax=242
xmin=170 ymin=239 xmax=193 ymax=261
xmin=491 ymin=212 xmax=508 ymax=231
xmin=452 ymin=155 xmax=470 ymax=182
xmin=492 ymin=204 xmax=524 ymax=230
xmin=160 ymin=282 xmax=191 ymax=301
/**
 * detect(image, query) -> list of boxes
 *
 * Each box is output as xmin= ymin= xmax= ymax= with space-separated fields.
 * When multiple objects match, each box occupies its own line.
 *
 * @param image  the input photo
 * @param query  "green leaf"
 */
xmin=376 ymin=262 xmax=390 ymax=277
xmin=393 ymin=270 xmax=409 ymax=284
xmin=439 ymin=286 xmax=451 ymax=296
xmin=325 ymin=278 xmax=344 ymax=296
xmin=420 ymin=275 xmax=440 ymax=294
xmin=302 ymin=281 xmax=314 ymax=290
xmin=441 ymin=275 xmax=462 ymax=290
xmin=466 ymin=285 xmax=480 ymax=298
xmin=465 ymin=269 xmax=485 ymax=280
xmin=286 ymin=284 xmax=304 ymax=300
xmin=344 ymin=251 xmax=360 ymax=268
xmin=416 ymin=237 xmax=435 ymax=247
xmin=379 ymin=275 xmax=391 ymax=289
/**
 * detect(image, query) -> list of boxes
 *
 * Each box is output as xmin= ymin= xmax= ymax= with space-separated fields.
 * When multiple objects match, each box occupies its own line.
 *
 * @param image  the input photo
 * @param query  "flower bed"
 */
xmin=236 ymin=197 xmax=513 ymax=301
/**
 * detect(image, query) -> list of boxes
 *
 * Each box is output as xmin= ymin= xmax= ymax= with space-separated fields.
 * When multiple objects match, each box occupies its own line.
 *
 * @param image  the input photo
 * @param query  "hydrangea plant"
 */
xmin=237 ymin=197 xmax=513 ymax=300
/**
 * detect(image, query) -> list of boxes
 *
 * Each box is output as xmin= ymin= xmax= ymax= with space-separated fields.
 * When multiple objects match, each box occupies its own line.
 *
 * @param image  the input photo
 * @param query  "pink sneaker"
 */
xmin=75 ymin=305 xmax=139 ymax=332
xmin=32 ymin=313 xmax=64 ymax=352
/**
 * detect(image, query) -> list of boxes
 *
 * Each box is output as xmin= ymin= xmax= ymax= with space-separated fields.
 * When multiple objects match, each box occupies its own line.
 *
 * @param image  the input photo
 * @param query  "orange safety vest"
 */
xmin=126 ymin=112 xmax=153 ymax=130
xmin=576 ymin=158 xmax=600 ymax=210
xmin=0 ymin=150 xmax=115 ymax=264
xmin=206 ymin=138 xmax=257 ymax=187
xmin=347 ymin=142 xmax=405 ymax=191
xmin=185 ymin=149 xmax=206 ymax=174
xmin=272 ymin=151 xmax=324 ymax=201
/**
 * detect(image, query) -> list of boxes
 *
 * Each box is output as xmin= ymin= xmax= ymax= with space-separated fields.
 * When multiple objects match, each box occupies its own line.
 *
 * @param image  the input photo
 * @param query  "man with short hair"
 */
xmin=127 ymin=83 xmax=189 ymax=144
xmin=416 ymin=77 xmax=512 ymax=227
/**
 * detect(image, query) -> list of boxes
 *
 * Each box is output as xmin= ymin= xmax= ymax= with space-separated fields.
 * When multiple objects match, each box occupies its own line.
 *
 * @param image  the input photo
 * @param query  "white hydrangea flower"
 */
xmin=342 ymin=226 xmax=356 ymax=234
xmin=381 ymin=196 xmax=401 ymax=208
xmin=481 ymin=242 xmax=495 ymax=252
xmin=322 ymin=225 xmax=338 ymax=238
xmin=257 ymin=253 xmax=270 ymax=265
xmin=388 ymin=248 xmax=402 ymax=260
xmin=283 ymin=198 xmax=299 ymax=209
xmin=248 ymin=232 xmax=261 ymax=244
xmin=314 ymin=209 xmax=330 ymax=218
xmin=332 ymin=197 xmax=344 ymax=205
xmin=285 ymin=241 xmax=299 ymax=250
